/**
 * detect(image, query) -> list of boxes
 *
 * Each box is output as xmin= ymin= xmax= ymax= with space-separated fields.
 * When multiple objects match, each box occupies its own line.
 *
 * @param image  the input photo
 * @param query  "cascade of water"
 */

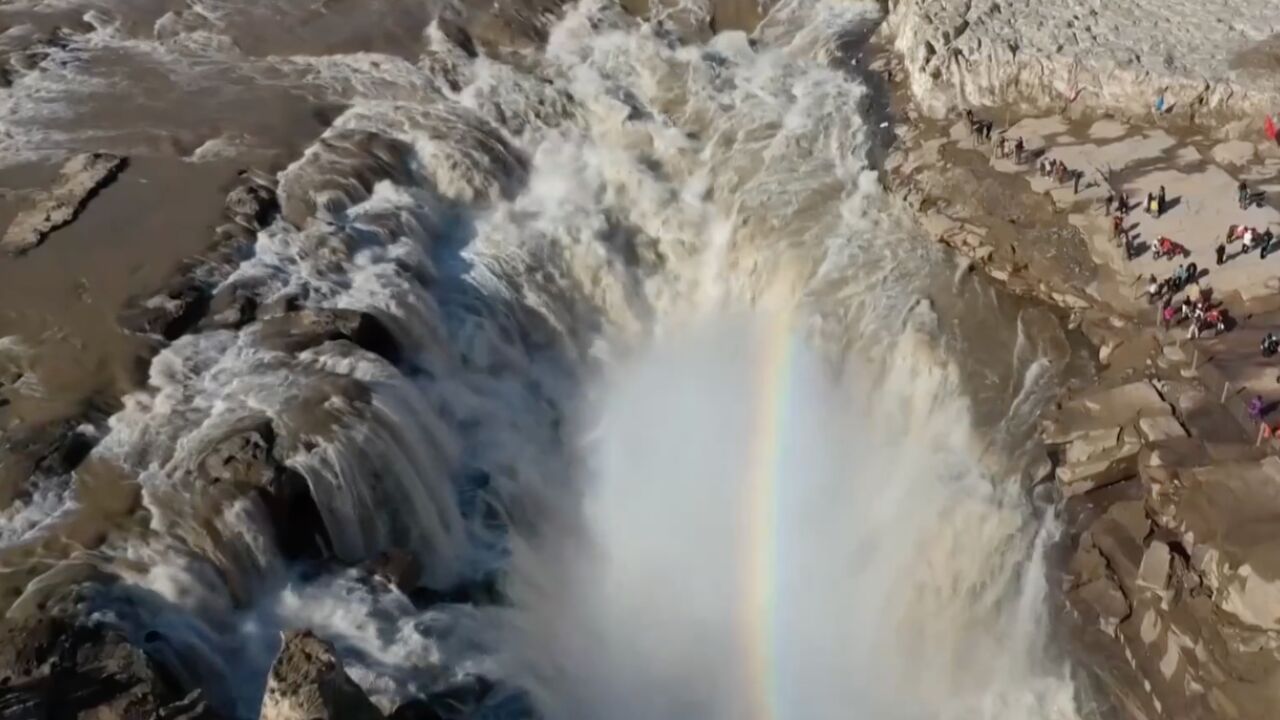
xmin=0 ymin=1 xmax=1088 ymax=717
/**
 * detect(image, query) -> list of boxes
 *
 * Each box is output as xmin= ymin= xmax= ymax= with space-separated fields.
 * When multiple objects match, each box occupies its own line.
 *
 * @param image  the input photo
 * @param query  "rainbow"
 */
xmin=742 ymin=313 xmax=797 ymax=720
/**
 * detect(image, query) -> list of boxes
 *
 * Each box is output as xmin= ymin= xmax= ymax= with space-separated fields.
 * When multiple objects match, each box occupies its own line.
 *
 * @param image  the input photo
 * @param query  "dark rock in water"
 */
xmin=225 ymin=180 xmax=280 ymax=230
xmin=1 ymin=152 xmax=128 ymax=255
xmin=435 ymin=16 xmax=479 ymax=58
xmin=199 ymin=421 xmax=277 ymax=487
xmin=256 ymin=308 xmax=401 ymax=365
xmin=367 ymin=549 xmax=421 ymax=594
xmin=277 ymin=131 xmax=418 ymax=227
xmin=258 ymin=630 xmax=383 ymax=720
xmin=0 ymin=615 xmax=223 ymax=720
xmin=194 ymin=420 xmax=333 ymax=561
xmin=32 ymin=426 xmax=97 ymax=477
xmin=118 ymin=279 xmax=212 ymax=342
xmin=203 ymin=283 xmax=260 ymax=330
xmin=389 ymin=676 xmax=535 ymax=720
xmin=263 ymin=468 xmax=334 ymax=560
xmin=409 ymin=573 xmax=504 ymax=608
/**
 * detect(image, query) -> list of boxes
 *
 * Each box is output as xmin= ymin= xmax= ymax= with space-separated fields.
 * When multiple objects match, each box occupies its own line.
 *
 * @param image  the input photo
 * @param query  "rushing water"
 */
xmin=1 ymin=0 xmax=1090 ymax=718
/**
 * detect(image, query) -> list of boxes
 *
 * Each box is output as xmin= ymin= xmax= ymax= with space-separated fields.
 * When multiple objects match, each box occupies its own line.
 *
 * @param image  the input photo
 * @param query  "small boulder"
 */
xmin=119 ymin=280 xmax=212 ymax=341
xmin=259 ymin=630 xmax=383 ymax=720
xmin=226 ymin=180 xmax=280 ymax=230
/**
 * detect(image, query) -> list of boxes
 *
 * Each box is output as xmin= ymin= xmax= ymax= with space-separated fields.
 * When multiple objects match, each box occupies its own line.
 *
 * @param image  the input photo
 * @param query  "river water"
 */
xmin=0 ymin=1 xmax=1095 ymax=718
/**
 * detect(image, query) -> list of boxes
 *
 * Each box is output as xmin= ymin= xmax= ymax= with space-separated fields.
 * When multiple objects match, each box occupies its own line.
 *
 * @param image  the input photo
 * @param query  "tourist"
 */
xmin=1073 ymin=170 xmax=1082 ymax=195
xmin=1239 ymin=180 xmax=1250 ymax=210
xmin=1263 ymin=229 xmax=1276 ymax=259
xmin=1208 ymin=308 xmax=1227 ymax=336
xmin=1263 ymin=332 xmax=1280 ymax=358
xmin=996 ymin=135 xmax=1008 ymax=158
xmin=1104 ymin=192 xmax=1115 ymax=214
xmin=1161 ymin=302 xmax=1178 ymax=330
xmin=1145 ymin=192 xmax=1156 ymax=215
xmin=1243 ymin=227 xmax=1257 ymax=254
xmin=1157 ymin=185 xmax=1167 ymax=216
xmin=1111 ymin=214 xmax=1124 ymax=241
xmin=1145 ymin=275 xmax=1161 ymax=303
xmin=1216 ymin=242 xmax=1227 ymax=266
xmin=1014 ymin=137 xmax=1025 ymax=164
xmin=983 ymin=121 xmax=993 ymax=142
xmin=1249 ymin=395 xmax=1266 ymax=422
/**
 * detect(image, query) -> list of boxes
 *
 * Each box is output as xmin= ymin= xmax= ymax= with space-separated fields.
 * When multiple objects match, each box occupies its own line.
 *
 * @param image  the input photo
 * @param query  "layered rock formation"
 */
xmin=882 ymin=0 xmax=1280 ymax=126
xmin=1048 ymin=371 xmax=1280 ymax=718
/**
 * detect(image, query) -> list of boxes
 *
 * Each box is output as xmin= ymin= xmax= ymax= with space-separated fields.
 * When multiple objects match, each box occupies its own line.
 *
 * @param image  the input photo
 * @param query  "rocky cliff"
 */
xmin=882 ymin=0 xmax=1280 ymax=127
xmin=1048 ymin=373 xmax=1280 ymax=719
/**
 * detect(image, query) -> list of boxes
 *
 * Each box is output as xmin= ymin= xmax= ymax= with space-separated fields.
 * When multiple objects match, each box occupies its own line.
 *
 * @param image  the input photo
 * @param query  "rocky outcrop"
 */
xmin=255 ymin=308 xmax=402 ymax=365
xmin=1044 ymin=381 xmax=1181 ymax=497
xmin=881 ymin=0 xmax=1280 ymax=127
xmin=259 ymin=630 xmax=383 ymax=720
xmin=119 ymin=172 xmax=276 ymax=342
xmin=0 ymin=615 xmax=223 ymax=720
xmin=1 ymin=152 xmax=127 ymax=255
xmin=1056 ymin=377 xmax=1280 ymax=718
xmin=190 ymin=419 xmax=334 ymax=561
xmin=225 ymin=174 xmax=280 ymax=231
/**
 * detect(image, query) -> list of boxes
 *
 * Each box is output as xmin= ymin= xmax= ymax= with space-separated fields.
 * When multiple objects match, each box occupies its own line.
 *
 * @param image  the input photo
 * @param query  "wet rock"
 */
xmin=277 ymin=131 xmax=417 ymax=227
xmin=0 ymin=615 xmax=223 ymax=719
xmin=367 ymin=549 xmax=421 ymax=594
xmin=435 ymin=16 xmax=478 ymax=58
xmin=1 ymin=153 xmax=127 ymax=255
xmin=199 ymin=422 xmax=277 ymax=487
xmin=203 ymin=283 xmax=260 ymax=330
xmin=256 ymin=308 xmax=401 ymax=365
xmin=409 ymin=573 xmax=504 ymax=608
xmin=259 ymin=630 xmax=382 ymax=720
xmin=119 ymin=279 xmax=212 ymax=342
xmin=388 ymin=676 xmax=496 ymax=720
xmin=225 ymin=180 xmax=280 ymax=230
xmin=194 ymin=421 xmax=333 ymax=561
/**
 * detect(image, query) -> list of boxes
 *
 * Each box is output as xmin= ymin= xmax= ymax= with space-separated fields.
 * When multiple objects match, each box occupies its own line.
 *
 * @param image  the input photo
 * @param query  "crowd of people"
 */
xmin=970 ymin=108 xmax=1280 ymax=438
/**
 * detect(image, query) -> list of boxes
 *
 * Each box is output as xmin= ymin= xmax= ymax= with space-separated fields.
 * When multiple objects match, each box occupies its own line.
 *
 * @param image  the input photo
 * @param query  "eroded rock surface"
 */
xmin=1 ymin=153 xmax=127 ymax=255
xmin=0 ymin=615 xmax=222 ymax=720
xmin=882 ymin=0 xmax=1280 ymax=124
xmin=259 ymin=630 xmax=383 ymax=720
xmin=1052 ymin=376 xmax=1280 ymax=718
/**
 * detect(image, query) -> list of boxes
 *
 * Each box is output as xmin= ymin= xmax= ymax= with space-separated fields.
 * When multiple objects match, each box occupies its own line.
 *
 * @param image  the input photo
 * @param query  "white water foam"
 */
xmin=503 ymin=314 xmax=1080 ymax=720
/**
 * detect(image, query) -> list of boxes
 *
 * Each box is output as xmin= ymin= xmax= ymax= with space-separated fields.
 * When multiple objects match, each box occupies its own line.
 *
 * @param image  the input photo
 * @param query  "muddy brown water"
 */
xmin=0 ymin=156 xmax=244 ymax=424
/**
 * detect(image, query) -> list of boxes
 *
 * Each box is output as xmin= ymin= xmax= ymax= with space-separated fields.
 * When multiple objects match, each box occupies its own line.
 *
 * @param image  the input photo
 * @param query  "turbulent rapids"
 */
xmin=0 ymin=1 xmax=1091 ymax=718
